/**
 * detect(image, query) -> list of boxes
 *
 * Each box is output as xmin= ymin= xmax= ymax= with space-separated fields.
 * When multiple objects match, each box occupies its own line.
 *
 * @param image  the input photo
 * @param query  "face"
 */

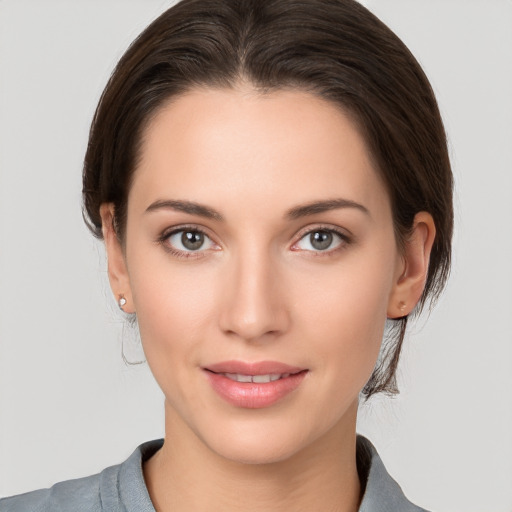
xmin=106 ymin=87 xmax=411 ymax=464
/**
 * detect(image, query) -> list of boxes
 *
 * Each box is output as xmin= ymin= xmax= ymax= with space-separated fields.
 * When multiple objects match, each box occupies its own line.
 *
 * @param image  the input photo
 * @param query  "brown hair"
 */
xmin=82 ymin=0 xmax=453 ymax=398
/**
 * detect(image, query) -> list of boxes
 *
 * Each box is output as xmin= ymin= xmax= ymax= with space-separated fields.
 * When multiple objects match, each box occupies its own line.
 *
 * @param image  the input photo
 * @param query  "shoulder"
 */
xmin=0 ymin=439 xmax=163 ymax=512
xmin=0 ymin=472 xmax=103 ymax=512
xmin=357 ymin=435 xmax=430 ymax=512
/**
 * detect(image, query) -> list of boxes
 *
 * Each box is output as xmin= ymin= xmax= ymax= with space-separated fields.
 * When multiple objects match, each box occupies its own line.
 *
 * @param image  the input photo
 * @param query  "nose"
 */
xmin=218 ymin=247 xmax=290 ymax=342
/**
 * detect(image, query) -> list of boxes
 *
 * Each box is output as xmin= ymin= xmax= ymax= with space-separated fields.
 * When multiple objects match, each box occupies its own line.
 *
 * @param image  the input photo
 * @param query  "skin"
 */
xmin=101 ymin=86 xmax=435 ymax=512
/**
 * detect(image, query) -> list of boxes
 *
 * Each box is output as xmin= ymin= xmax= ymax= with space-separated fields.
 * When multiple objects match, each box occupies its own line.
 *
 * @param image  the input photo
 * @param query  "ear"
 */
xmin=387 ymin=212 xmax=436 ymax=318
xmin=100 ymin=203 xmax=135 ymax=314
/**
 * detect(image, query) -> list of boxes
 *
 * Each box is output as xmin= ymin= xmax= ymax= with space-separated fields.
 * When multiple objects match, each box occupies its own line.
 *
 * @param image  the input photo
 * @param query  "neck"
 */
xmin=144 ymin=401 xmax=361 ymax=512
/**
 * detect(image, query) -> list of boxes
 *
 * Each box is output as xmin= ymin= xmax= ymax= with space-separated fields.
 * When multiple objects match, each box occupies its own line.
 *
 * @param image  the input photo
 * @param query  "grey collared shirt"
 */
xmin=0 ymin=436 xmax=429 ymax=511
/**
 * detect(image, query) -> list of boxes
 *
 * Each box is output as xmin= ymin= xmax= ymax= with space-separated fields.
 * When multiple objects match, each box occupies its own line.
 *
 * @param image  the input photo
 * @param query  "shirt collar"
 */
xmin=357 ymin=436 xmax=428 ymax=512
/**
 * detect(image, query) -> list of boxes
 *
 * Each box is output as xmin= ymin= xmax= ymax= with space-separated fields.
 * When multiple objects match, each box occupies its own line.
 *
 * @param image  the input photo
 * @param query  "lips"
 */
xmin=203 ymin=360 xmax=308 ymax=409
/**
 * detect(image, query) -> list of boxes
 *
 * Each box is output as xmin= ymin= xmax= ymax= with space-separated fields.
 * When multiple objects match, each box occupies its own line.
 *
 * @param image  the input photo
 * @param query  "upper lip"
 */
xmin=204 ymin=360 xmax=306 ymax=375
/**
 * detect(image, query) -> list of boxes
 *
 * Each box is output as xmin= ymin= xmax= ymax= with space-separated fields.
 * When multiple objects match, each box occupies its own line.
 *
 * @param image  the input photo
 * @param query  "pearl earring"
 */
xmin=398 ymin=301 xmax=406 ymax=314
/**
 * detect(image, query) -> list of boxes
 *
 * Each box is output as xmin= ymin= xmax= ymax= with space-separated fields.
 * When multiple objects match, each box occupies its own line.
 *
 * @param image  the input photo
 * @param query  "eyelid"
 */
xmin=160 ymin=223 xmax=211 ymax=240
xmin=290 ymin=224 xmax=352 ymax=252
xmin=157 ymin=224 xmax=221 ymax=257
xmin=156 ymin=223 xmax=352 ymax=257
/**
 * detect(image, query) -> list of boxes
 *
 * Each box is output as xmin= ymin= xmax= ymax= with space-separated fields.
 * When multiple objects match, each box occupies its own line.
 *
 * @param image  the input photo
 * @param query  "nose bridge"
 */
xmin=219 ymin=241 xmax=288 ymax=341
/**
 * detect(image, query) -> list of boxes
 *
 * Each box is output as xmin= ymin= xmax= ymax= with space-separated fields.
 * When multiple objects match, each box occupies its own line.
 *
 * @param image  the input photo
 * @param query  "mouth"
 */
xmin=204 ymin=360 xmax=305 ymax=376
xmin=203 ymin=361 xmax=308 ymax=409
xmin=216 ymin=372 xmax=295 ymax=383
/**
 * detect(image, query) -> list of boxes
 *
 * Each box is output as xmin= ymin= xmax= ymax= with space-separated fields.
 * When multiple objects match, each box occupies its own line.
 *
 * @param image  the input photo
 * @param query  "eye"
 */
xmin=293 ymin=228 xmax=347 ymax=252
xmin=164 ymin=228 xmax=217 ymax=254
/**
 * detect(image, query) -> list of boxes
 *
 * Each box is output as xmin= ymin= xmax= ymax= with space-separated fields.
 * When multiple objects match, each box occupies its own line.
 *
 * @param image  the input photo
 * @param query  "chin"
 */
xmin=212 ymin=437 xmax=305 ymax=466
xmin=197 ymin=415 xmax=326 ymax=466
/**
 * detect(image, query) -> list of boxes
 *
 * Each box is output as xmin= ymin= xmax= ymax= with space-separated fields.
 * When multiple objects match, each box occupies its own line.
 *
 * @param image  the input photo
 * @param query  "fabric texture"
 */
xmin=0 ymin=436 xmax=429 ymax=511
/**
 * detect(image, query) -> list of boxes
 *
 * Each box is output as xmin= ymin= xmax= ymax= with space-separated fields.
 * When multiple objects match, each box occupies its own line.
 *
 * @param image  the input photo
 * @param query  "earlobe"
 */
xmin=99 ymin=203 xmax=135 ymax=313
xmin=387 ymin=212 xmax=436 ymax=319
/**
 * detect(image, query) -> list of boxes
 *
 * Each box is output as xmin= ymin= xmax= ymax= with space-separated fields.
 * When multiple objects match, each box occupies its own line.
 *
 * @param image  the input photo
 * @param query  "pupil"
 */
xmin=310 ymin=231 xmax=332 ymax=250
xmin=182 ymin=231 xmax=204 ymax=250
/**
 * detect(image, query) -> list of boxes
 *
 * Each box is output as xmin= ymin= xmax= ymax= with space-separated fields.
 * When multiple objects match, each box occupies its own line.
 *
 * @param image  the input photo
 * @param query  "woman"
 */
xmin=1 ymin=0 xmax=452 ymax=510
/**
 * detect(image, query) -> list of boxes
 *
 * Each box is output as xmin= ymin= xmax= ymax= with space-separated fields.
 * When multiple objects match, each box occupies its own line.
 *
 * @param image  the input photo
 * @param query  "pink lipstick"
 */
xmin=203 ymin=360 xmax=308 ymax=409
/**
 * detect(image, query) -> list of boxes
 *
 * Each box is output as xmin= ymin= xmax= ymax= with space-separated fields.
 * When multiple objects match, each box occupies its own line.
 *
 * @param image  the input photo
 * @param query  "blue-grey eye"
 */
xmin=310 ymin=231 xmax=333 ymax=250
xmin=295 ymin=230 xmax=343 ymax=251
xmin=168 ymin=230 xmax=214 ymax=252
xmin=182 ymin=231 xmax=204 ymax=250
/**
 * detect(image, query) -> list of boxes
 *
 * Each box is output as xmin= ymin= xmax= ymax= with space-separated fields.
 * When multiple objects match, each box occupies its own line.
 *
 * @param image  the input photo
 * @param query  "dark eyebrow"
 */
xmin=145 ymin=199 xmax=224 ymax=221
xmin=145 ymin=198 xmax=368 ymax=222
xmin=285 ymin=198 xmax=370 ymax=220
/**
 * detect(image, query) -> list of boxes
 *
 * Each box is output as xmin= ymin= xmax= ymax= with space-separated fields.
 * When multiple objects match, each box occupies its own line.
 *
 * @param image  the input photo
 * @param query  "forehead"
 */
xmin=131 ymin=86 xmax=389 ymax=218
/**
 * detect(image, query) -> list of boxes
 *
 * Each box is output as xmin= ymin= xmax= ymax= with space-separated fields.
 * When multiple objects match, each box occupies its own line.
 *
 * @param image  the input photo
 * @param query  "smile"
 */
xmin=203 ymin=361 xmax=308 ymax=409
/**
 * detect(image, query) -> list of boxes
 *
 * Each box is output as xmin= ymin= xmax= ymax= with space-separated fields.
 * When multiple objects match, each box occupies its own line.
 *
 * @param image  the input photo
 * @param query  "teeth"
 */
xmin=253 ymin=374 xmax=271 ymax=383
xmin=223 ymin=373 xmax=285 ymax=383
xmin=225 ymin=373 xmax=252 ymax=382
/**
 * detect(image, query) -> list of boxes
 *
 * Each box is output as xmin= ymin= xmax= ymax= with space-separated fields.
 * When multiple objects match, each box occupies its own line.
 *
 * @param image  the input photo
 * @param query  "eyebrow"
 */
xmin=144 ymin=197 xmax=369 ymax=221
xmin=145 ymin=199 xmax=224 ymax=221
xmin=285 ymin=198 xmax=370 ymax=220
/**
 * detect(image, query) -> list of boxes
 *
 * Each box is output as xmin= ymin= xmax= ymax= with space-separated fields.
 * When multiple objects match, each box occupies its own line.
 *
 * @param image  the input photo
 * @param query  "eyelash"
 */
xmin=156 ymin=224 xmax=216 ymax=260
xmin=156 ymin=224 xmax=352 ymax=260
xmin=291 ymin=225 xmax=352 ymax=257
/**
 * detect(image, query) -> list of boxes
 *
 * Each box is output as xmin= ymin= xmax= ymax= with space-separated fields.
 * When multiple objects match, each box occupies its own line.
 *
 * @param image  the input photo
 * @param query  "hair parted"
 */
xmin=82 ymin=0 xmax=453 ymax=398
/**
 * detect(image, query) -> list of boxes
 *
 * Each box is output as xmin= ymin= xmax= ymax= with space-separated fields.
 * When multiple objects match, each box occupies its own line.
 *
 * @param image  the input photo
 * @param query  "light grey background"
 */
xmin=0 ymin=1 xmax=511 ymax=511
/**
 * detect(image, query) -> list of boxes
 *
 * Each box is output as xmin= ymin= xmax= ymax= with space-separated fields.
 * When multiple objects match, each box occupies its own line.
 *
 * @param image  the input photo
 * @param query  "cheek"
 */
xmin=127 ymin=252 xmax=219 ymax=380
xmin=291 ymin=247 xmax=396 ymax=380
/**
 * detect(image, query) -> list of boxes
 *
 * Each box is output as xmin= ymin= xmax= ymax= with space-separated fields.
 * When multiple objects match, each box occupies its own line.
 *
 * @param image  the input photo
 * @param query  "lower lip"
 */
xmin=204 ymin=370 xmax=308 ymax=409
